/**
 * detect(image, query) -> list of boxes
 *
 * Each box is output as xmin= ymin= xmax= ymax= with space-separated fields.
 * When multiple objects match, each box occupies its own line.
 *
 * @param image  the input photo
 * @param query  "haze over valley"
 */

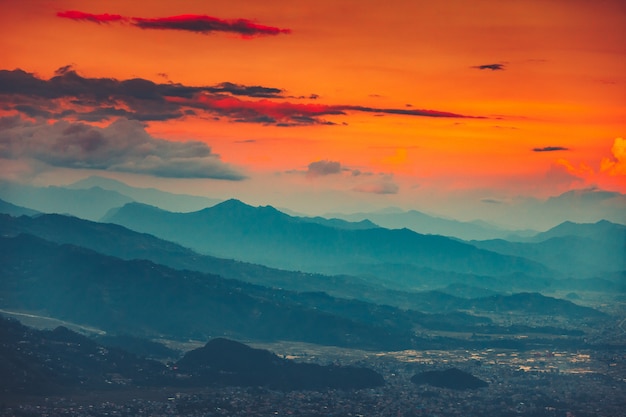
xmin=1 ymin=176 xmax=625 ymax=415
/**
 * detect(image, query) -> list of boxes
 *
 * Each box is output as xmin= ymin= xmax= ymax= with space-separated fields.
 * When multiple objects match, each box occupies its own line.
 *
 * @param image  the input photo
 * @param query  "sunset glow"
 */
xmin=1 ymin=0 xmax=624 ymax=221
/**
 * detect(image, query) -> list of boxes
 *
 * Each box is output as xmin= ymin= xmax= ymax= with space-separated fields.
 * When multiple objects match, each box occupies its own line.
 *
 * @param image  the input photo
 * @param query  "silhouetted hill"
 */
xmin=0 ymin=317 xmax=384 ymax=396
xmin=68 ymin=175 xmax=222 ymax=213
xmin=104 ymin=200 xmax=549 ymax=278
xmin=176 ymin=338 xmax=385 ymax=390
xmin=0 ymin=198 xmax=39 ymax=217
xmin=472 ymin=220 xmax=626 ymax=276
xmin=411 ymin=368 xmax=488 ymax=390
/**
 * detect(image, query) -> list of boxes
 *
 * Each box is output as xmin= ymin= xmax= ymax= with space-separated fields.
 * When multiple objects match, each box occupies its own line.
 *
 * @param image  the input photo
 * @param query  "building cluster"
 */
xmin=2 ymin=346 xmax=624 ymax=417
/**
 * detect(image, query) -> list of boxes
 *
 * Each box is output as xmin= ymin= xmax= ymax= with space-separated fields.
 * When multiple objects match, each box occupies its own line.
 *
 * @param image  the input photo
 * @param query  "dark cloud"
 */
xmin=132 ymin=15 xmax=291 ymax=37
xmin=0 ymin=117 xmax=246 ymax=180
xmin=472 ymin=63 xmax=506 ymax=71
xmin=0 ymin=68 xmax=480 ymax=126
xmin=345 ymin=105 xmax=477 ymax=119
xmin=181 ymin=95 xmax=476 ymax=125
xmin=57 ymin=10 xmax=125 ymax=24
xmin=0 ymin=68 xmax=282 ymax=122
xmin=307 ymin=160 xmax=342 ymax=178
xmin=481 ymin=198 xmax=503 ymax=204
xmin=57 ymin=10 xmax=291 ymax=38
xmin=211 ymin=82 xmax=283 ymax=98
xmin=532 ymin=146 xmax=570 ymax=152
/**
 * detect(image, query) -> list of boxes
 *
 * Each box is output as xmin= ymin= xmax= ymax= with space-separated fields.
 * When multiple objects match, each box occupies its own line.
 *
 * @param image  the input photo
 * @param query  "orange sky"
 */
xmin=0 ymin=0 xmax=624 ymax=217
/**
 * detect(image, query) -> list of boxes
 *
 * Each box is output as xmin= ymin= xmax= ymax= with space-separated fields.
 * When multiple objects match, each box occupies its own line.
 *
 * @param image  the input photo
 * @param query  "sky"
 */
xmin=1 ymin=0 xmax=625 ymax=222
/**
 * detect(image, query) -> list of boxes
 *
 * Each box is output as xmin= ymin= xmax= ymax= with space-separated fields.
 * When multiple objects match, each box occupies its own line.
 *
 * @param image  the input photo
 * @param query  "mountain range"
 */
xmin=471 ymin=220 xmax=626 ymax=275
xmin=0 ymin=209 xmax=612 ymax=352
xmin=325 ymin=208 xmax=528 ymax=241
xmin=2 ymin=177 xmax=623 ymax=235
xmin=0 ymin=233 xmax=422 ymax=349
xmin=0 ymin=198 xmax=39 ymax=217
xmin=0 ymin=176 xmax=221 ymax=221
xmin=0 ymin=182 xmax=133 ymax=221
xmin=103 ymin=199 xmax=549 ymax=280
xmin=68 ymin=176 xmax=222 ymax=212
xmin=0 ymin=193 xmax=620 ymax=355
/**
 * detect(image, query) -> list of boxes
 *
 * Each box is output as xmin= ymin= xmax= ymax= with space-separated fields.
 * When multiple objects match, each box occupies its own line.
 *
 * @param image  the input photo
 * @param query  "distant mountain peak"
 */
xmin=206 ymin=199 xmax=288 ymax=220
xmin=217 ymin=198 xmax=249 ymax=207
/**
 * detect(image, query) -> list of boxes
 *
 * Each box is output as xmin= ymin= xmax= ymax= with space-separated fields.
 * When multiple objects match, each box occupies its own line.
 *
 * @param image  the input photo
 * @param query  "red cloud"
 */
xmin=170 ymin=95 xmax=343 ymax=125
xmin=168 ymin=94 xmax=476 ymax=125
xmin=132 ymin=15 xmax=291 ymax=37
xmin=56 ymin=10 xmax=291 ymax=38
xmin=57 ymin=10 xmax=125 ymax=24
xmin=1 ymin=68 xmax=478 ymax=126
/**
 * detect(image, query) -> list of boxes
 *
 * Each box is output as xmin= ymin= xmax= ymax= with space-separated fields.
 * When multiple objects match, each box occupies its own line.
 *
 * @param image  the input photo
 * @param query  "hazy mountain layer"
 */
xmin=0 ymin=233 xmax=424 ymax=349
xmin=1 ymin=233 xmax=598 ymax=351
xmin=325 ymin=208 xmax=519 ymax=240
xmin=68 ymin=175 xmax=222 ymax=213
xmin=0 ymin=182 xmax=132 ymax=221
xmin=0 ymin=213 xmax=396 ymax=302
xmin=103 ymin=199 xmax=549 ymax=279
xmin=0 ymin=198 xmax=39 ymax=217
xmin=471 ymin=220 xmax=626 ymax=276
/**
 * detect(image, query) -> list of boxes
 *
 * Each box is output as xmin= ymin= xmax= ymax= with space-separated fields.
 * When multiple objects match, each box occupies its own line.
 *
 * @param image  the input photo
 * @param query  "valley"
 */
xmin=0 ymin=182 xmax=624 ymax=417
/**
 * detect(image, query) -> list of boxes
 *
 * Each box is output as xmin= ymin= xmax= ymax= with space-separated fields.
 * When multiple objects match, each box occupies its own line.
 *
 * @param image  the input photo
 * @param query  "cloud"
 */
xmin=472 ymin=63 xmax=506 ymax=71
xmin=132 ymin=15 xmax=291 ymax=37
xmin=0 ymin=68 xmax=283 ymax=122
xmin=532 ymin=146 xmax=570 ymax=152
xmin=344 ymin=105 xmax=475 ymax=119
xmin=353 ymin=176 xmax=399 ymax=194
xmin=547 ymin=160 xmax=586 ymax=186
xmin=0 ymin=116 xmax=245 ymax=180
xmin=306 ymin=160 xmax=342 ymax=178
xmin=57 ymin=10 xmax=125 ymax=24
xmin=600 ymin=137 xmax=626 ymax=175
xmin=210 ymin=82 xmax=283 ymax=98
xmin=354 ymin=182 xmax=399 ymax=195
xmin=179 ymin=95 xmax=345 ymax=126
xmin=0 ymin=68 xmax=480 ymax=126
xmin=178 ymin=95 xmax=476 ymax=125
xmin=57 ymin=10 xmax=291 ymax=38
